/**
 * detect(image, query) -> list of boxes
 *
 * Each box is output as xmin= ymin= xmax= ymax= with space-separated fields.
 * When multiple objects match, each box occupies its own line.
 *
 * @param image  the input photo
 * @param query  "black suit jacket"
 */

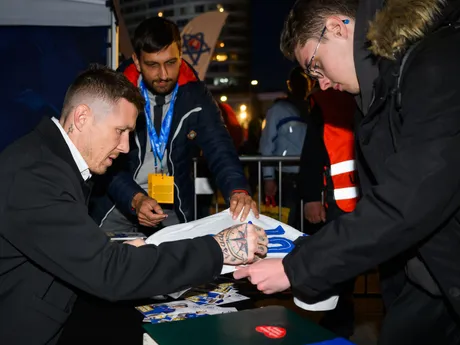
xmin=0 ymin=117 xmax=223 ymax=345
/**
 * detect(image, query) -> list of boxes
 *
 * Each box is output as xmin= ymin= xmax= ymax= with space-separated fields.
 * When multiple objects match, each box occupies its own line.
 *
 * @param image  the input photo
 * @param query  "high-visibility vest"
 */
xmin=313 ymin=89 xmax=358 ymax=213
xmin=323 ymin=124 xmax=358 ymax=212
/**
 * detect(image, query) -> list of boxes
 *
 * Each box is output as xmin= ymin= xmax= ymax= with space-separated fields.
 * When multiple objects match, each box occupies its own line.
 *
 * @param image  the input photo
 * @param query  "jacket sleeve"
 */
xmin=299 ymin=105 xmax=327 ymax=203
xmin=283 ymin=53 xmax=460 ymax=299
xmin=195 ymin=87 xmax=250 ymax=200
xmin=4 ymin=162 xmax=223 ymax=301
xmin=259 ymin=104 xmax=281 ymax=180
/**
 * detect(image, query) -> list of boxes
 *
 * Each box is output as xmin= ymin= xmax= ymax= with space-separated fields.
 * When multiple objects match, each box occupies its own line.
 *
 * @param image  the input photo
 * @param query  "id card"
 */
xmin=148 ymin=173 xmax=174 ymax=204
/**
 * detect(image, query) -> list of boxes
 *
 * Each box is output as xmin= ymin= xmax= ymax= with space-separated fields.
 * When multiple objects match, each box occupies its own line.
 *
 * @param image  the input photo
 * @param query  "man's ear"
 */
xmin=132 ymin=52 xmax=141 ymax=72
xmin=72 ymin=104 xmax=91 ymax=132
xmin=325 ymin=17 xmax=349 ymax=40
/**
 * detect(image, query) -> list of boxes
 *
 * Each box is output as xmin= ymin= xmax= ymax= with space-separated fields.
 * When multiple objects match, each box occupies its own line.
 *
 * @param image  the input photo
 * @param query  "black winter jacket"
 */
xmin=283 ymin=0 xmax=460 ymax=317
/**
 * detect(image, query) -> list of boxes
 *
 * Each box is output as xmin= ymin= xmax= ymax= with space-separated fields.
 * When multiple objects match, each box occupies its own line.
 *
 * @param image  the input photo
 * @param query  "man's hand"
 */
xmin=229 ymin=192 xmax=259 ymax=221
xmin=213 ymin=223 xmax=267 ymax=265
xmin=304 ymin=201 xmax=326 ymax=224
xmin=123 ymin=238 xmax=147 ymax=247
xmin=132 ymin=192 xmax=167 ymax=227
xmin=233 ymin=258 xmax=291 ymax=294
xmin=264 ymin=179 xmax=277 ymax=197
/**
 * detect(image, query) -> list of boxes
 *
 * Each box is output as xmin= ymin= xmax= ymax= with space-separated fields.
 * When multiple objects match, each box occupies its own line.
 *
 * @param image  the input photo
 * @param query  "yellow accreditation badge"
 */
xmin=148 ymin=173 xmax=174 ymax=204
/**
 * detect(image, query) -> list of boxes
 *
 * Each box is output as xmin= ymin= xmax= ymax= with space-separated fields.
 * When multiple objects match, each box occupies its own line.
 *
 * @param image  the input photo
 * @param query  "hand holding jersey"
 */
xmin=213 ymin=223 xmax=268 ymax=265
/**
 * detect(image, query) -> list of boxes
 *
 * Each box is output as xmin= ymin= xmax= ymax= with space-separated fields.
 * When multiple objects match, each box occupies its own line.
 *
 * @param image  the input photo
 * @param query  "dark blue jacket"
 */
xmin=90 ymin=59 xmax=249 ymax=225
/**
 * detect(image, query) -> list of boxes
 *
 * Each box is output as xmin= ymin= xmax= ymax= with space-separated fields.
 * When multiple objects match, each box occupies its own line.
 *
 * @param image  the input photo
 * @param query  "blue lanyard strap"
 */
xmin=139 ymin=81 xmax=179 ymax=171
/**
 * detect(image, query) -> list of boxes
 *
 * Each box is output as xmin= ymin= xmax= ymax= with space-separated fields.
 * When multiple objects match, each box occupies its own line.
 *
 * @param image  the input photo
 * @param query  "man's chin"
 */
xmin=153 ymin=85 xmax=175 ymax=96
xmin=90 ymin=166 xmax=108 ymax=175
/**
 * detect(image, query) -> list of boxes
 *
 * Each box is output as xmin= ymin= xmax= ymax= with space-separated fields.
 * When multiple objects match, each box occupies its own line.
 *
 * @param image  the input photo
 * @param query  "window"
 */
xmin=212 ymin=53 xmax=228 ymax=62
xmin=163 ymin=9 xmax=174 ymax=17
xmin=212 ymin=77 xmax=238 ymax=86
xmin=149 ymin=1 xmax=161 ymax=8
xmin=179 ymin=7 xmax=188 ymax=15
xmin=209 ymin=64 xmax=229 ymax=73
xmin=177 ymin=19 xmax=189 ymax=27
xmin=162 ymin=0 xmax=174 ymax=5
xmin=226 ymin=27 xmax=247 ymax=36
xmin=225 ymin=4 xmax=246 ymax=12
xmin=195 ymin=5 xmax=205 ymax=13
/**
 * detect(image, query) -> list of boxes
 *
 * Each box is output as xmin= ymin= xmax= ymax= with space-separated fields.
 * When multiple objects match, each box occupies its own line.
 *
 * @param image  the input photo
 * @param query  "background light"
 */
xmin=251 ymin=80 xmax=258 ymax=86
xmin=240 ymin=104 xmax=247 ymax=112
xmin=158 ymin=12 xmax=163 ymax=17
xmin=220 ymin=95 xmax=228 ymax=102
xmin=215 ymin=54 xmax=228 ymax=62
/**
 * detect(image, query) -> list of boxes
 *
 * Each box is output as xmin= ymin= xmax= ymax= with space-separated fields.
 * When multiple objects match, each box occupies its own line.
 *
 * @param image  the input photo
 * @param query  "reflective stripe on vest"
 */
xmin=330 ymin=160 xmax=356 ymax=176
xmin=334 ymin=186 xmax=359 ymax=200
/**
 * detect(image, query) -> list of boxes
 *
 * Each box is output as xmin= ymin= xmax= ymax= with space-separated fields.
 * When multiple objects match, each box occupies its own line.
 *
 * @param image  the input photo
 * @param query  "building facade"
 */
xmin=119 ymin=0 xmax=251 ymax=92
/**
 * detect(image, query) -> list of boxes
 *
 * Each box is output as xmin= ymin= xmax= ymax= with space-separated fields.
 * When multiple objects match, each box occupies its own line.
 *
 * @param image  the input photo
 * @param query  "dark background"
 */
xmin=250 ymin=0 xmax=296 ymax=92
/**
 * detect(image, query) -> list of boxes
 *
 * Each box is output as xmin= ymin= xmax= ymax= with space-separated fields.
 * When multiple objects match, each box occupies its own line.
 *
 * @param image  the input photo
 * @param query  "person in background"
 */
xmin=0 ymin=64 xmax=268 ymax=345
xmin=299 ymin=87 xmax=358 ymax=338
xmin=218 ymin=102 xmax=244 ymax=150
xmin=239 ymin=95 xmax=264 ymax=198
xmin=259 ymin=66 xmax=313 ymax=228
xmin=90 ymin=17 xmax=258 ymax=235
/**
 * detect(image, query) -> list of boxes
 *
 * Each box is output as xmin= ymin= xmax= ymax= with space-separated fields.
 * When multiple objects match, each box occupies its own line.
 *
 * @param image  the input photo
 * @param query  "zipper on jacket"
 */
xmin=169 ymin=107 xmax=202 ymax=223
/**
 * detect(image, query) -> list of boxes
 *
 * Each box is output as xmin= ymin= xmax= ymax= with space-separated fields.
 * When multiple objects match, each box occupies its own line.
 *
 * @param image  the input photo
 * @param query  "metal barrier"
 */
xmin=193 ymin=156 xmax=304 ymax=232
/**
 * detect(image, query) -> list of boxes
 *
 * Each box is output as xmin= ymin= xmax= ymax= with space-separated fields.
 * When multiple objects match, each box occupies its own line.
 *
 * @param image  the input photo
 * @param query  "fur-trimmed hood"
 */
xmin=367 ymin=0 xmax=448 ymax=59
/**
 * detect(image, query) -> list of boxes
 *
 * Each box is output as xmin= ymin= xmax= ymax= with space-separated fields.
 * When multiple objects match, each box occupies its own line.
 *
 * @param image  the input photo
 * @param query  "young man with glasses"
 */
xmin=235 ymin=0 xmax=460 ymax=343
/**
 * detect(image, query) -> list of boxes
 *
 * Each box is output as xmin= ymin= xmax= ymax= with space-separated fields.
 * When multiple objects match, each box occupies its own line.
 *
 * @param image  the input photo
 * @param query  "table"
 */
xmin=57 ymin=276 xmax=346 ymax=345
xmin=143 ymin=305 xmax=352 ymax=345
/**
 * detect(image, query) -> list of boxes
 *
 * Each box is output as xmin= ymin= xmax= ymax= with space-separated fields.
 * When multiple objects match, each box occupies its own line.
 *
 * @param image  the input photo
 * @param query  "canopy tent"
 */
xmin=0 ymin=0 xmax=117 ymax=150
xmin=0 ymin=0 xmax=112 ymax=27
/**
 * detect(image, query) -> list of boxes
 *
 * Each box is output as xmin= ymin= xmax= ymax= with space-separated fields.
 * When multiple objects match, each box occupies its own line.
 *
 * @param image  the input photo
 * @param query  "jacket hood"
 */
xmin=367 ymin=0 xmax=452 ymax=59
xmin=120 ymin=58 xmax=199 ymax=88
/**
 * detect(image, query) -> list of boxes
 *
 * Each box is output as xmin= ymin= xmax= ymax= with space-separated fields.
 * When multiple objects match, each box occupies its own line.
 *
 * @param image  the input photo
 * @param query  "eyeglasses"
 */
xmin=305 ymin=19 xmax=349 ymax=80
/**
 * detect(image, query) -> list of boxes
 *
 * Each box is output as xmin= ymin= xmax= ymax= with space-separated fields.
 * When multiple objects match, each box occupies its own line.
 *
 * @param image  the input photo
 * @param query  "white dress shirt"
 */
xmin=51 ymin=117 xmax=91 ymax=181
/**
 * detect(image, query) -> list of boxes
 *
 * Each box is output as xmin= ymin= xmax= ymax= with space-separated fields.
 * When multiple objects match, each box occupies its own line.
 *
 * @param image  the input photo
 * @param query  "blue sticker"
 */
xmin=308 ymin=338 xmax=356 ymax=345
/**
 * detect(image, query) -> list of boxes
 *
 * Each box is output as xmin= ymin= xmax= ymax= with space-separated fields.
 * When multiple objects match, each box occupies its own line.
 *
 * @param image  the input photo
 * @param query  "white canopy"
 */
xmin=0 ymin=0 xmax=111 ymax=27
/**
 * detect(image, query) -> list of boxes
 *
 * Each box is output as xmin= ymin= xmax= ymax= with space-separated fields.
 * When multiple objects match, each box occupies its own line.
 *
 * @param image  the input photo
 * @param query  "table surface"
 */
xmin=143 ymin=305 xmax=339 ymax=345
xmin=57 ymin=276 xmax=332 ymax=345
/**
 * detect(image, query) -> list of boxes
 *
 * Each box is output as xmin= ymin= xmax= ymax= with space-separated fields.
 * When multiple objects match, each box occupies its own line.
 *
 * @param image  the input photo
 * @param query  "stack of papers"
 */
xmin=182 ymin=282 xmax=249 ymax=306
xmin=136 ymin=283 xmax=248 ymax=324
xmin=136 ymin=300 xmax=236 ymax=324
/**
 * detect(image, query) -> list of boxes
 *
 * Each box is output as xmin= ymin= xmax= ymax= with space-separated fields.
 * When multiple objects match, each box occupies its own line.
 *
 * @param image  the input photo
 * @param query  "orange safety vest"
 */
xmin=313 ymin=89 xmax=359 ymax=213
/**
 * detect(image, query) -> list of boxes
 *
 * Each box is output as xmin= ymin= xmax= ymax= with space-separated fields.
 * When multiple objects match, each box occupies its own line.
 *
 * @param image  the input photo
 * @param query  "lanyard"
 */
xmin=139 ymin=80 xmax=178 ymax=172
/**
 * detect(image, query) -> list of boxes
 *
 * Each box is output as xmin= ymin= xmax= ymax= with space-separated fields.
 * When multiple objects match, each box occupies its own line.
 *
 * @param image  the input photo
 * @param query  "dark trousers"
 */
xmin=320 ymin=279 xmax=356 ymax=339
xmin=379 ymin=281 xmax=460 ymax=345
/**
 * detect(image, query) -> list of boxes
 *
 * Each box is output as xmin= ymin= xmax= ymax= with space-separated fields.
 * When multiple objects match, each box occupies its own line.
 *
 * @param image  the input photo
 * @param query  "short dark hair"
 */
xmin=133 ymin=17 xmax=182 ymax=57
xmin=61 ymin=64 xmax=144 ymax=118
xmin=280 ymin=0 xmax=359 ymax=60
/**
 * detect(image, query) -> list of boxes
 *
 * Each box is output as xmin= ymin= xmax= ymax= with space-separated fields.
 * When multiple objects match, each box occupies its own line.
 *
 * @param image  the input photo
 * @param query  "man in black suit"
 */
xmin=0 ymin=65 xmax=268 ymax=345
